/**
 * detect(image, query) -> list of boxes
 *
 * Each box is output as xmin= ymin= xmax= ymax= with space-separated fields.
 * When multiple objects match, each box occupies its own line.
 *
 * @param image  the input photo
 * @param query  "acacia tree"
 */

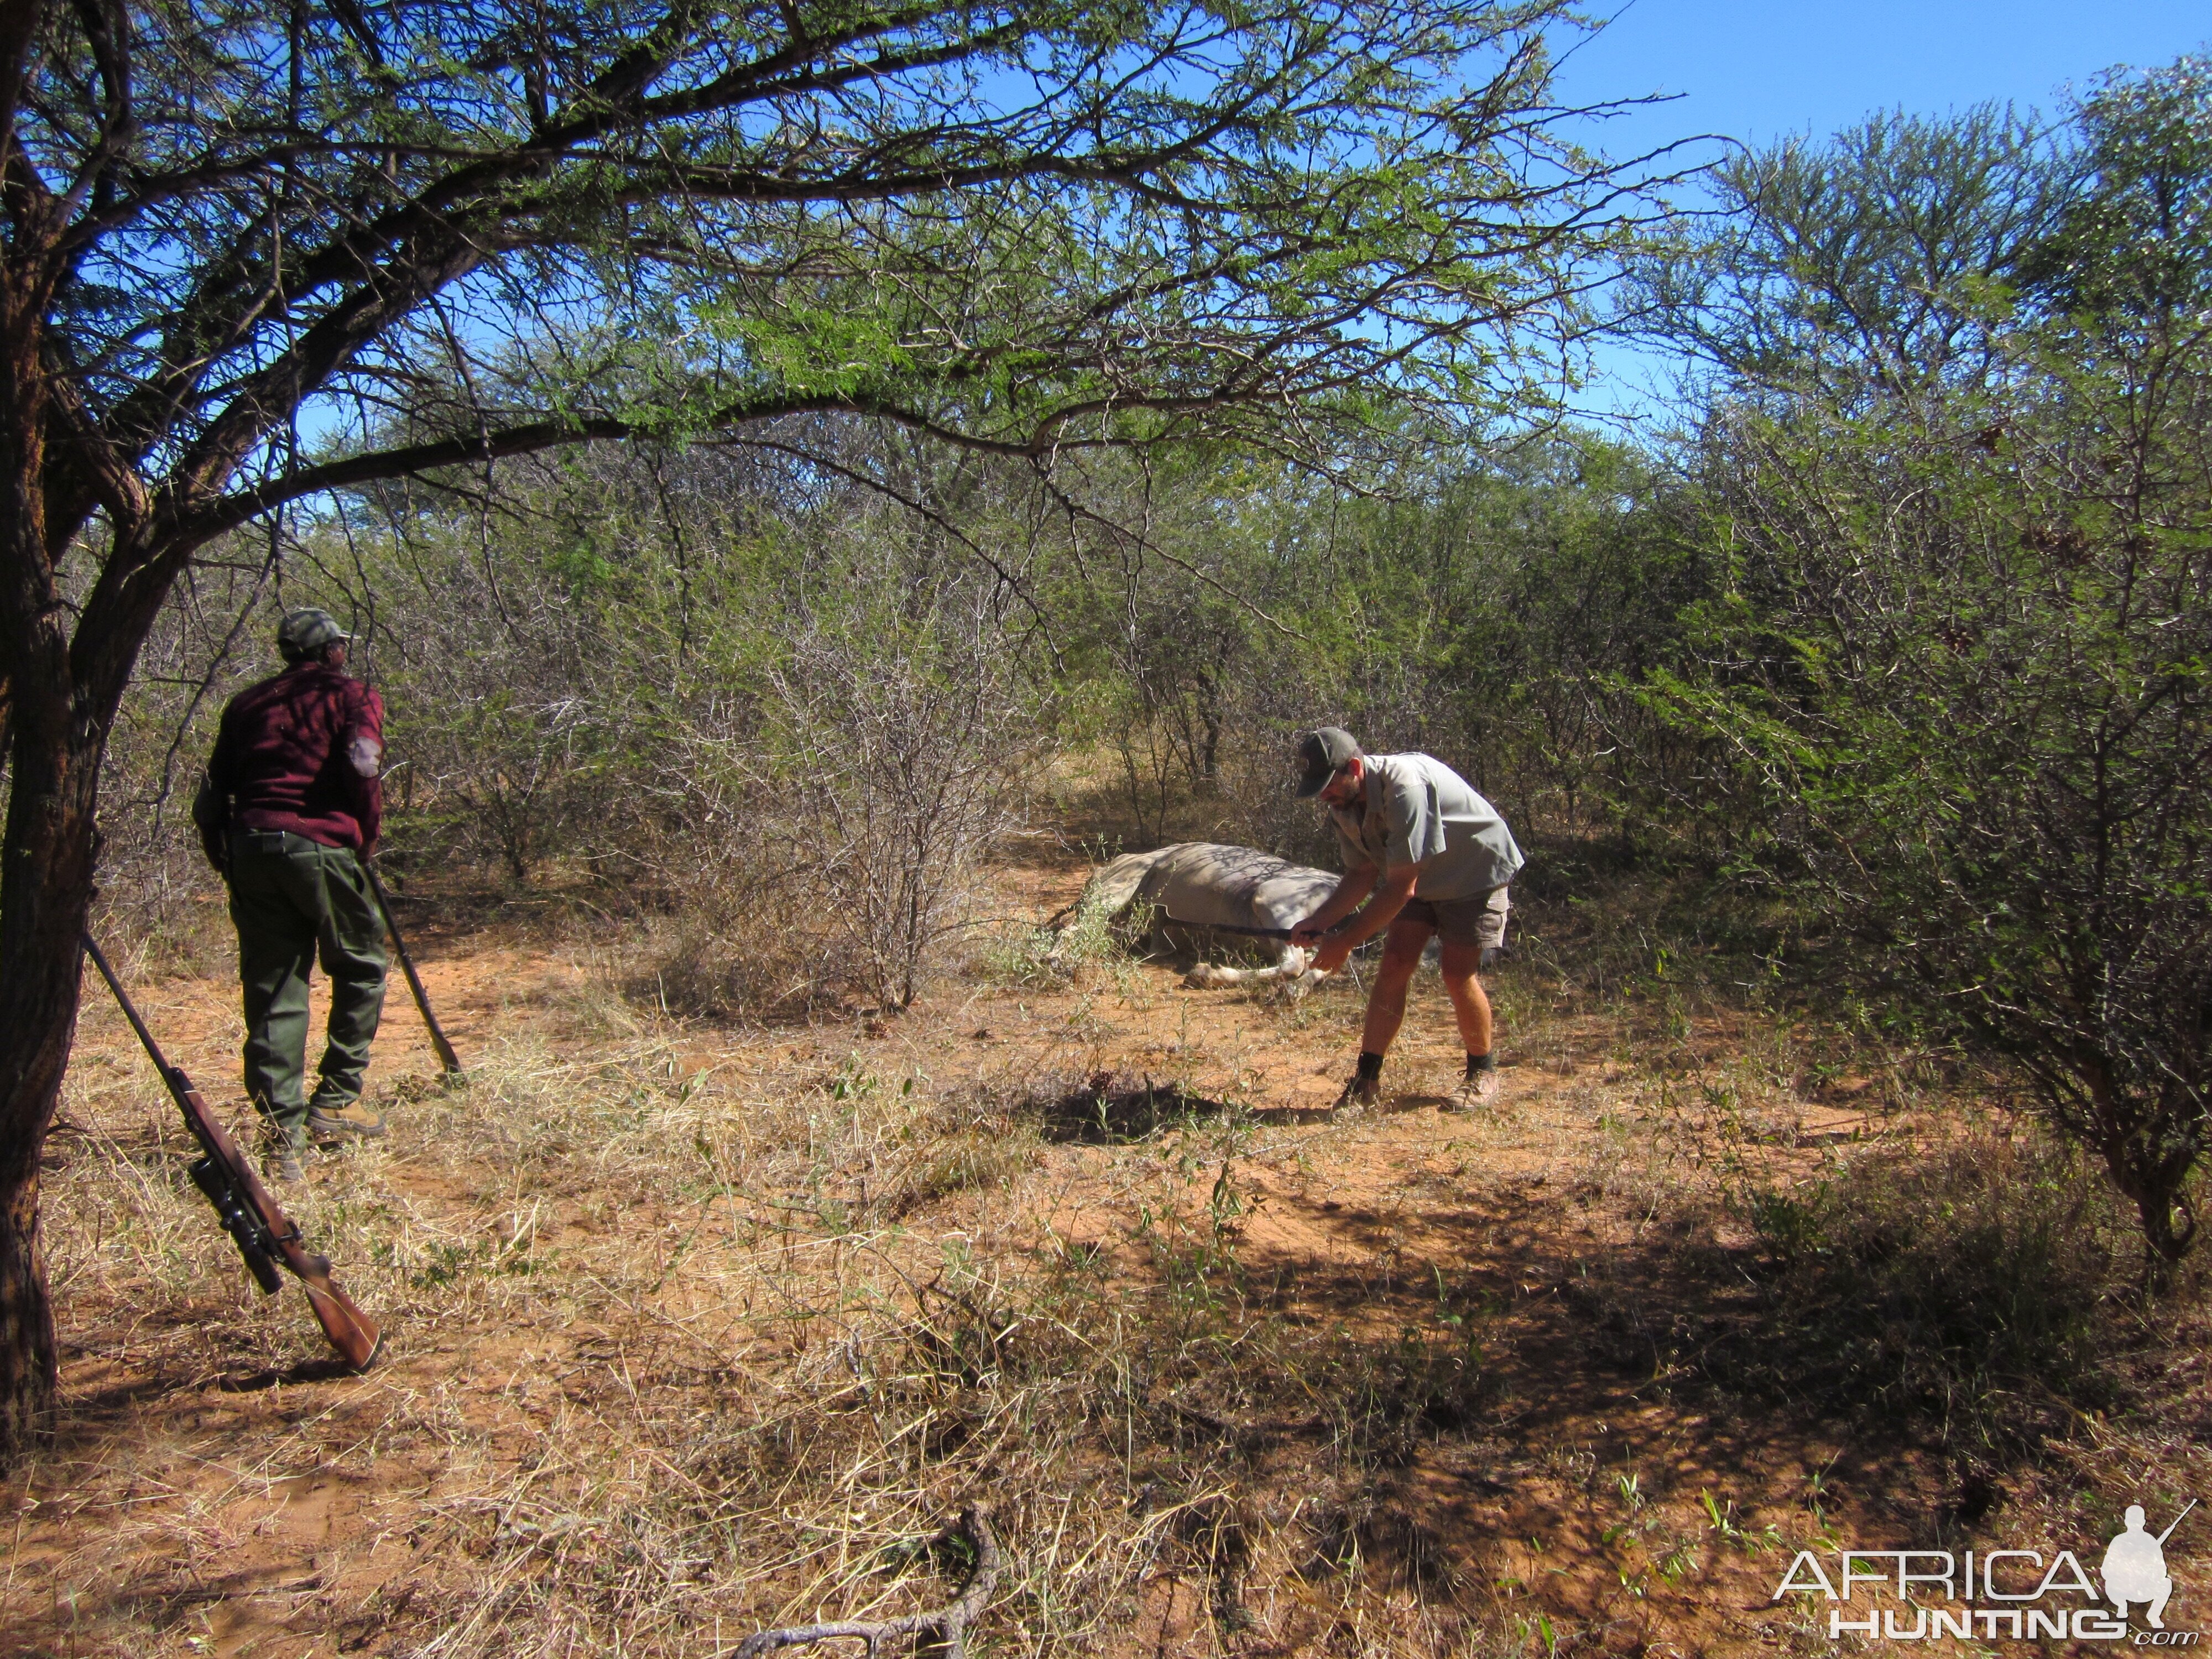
xmin=1627 ymin=101 xmax=2070 ymax=405
xmin=0 ymin=0 xmax=1644 ymax=1458
xmin=1652 ymin=63 xmax=2212 ymax=1264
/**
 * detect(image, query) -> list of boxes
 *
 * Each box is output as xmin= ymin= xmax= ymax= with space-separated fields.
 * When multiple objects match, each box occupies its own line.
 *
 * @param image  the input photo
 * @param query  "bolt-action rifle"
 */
xmin=81 ymin=933 xmax=383 ymax=1372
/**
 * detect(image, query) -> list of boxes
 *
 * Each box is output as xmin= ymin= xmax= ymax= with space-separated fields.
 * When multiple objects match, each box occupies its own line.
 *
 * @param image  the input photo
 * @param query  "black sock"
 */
xmin=1464 ymin=1051 xmax=1495 ymax=1077
xmin=1356 ymin=1050 xmax=1385 ymax=1082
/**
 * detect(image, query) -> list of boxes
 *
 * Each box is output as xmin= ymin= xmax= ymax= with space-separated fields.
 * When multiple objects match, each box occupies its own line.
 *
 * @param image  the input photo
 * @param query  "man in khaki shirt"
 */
xmin=1290 ymin=727 xmax=1523 ymax=1112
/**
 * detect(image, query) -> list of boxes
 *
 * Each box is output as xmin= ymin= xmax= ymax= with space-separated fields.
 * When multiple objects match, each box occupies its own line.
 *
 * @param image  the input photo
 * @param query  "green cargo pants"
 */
xmin=227 ymin=830 xmax=388 ymax=1147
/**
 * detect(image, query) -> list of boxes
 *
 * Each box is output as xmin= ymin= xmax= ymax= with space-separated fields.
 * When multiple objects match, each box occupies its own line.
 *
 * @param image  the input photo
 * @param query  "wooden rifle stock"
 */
xmin=81 ymin=934 xmax=384 ymax=1372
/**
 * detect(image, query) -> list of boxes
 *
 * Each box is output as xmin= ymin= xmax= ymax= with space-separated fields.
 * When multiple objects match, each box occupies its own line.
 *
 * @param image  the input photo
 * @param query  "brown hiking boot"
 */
xmin=1444 ymin=1067 xmax=1501 ymax=1112
xmin=1333 ymin=1071 xmax=1381 ymax=1115
xmin=306 ymin=1100 xmax=388 ymax=1143
xmin=267 ymin=1146 xmax=307 ymax=1184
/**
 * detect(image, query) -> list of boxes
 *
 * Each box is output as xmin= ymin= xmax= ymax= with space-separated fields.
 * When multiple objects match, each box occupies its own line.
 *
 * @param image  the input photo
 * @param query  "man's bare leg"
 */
xmin=1438 ymin=941 xmax=1493 ymax=1057
xmin=1439 ymin=940 xmax=1500 ymax=1106
xmin=1358 ymin=917 xmax=1435 ymax=1057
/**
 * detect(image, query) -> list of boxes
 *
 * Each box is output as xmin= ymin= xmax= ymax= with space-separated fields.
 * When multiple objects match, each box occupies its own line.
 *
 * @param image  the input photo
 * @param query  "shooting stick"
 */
xmin=360 ymin=857 xmax=463 ymax=1078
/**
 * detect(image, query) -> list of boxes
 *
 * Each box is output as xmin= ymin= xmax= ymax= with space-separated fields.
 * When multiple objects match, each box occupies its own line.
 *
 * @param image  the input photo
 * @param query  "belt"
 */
xmin=231 ymin=828 xmax=335 ymax=854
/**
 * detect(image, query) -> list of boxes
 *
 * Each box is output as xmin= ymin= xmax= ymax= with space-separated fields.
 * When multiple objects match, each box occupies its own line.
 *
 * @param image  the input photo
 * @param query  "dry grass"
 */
xmin=9 ymin=863 xmax=2211 ymax=1659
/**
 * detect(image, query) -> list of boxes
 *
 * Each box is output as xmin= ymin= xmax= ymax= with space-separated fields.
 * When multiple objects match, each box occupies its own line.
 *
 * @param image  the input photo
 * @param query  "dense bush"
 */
xmin=1648 ymin=60 xmax=2212 ymax=1260
xmin=76 ymin=53 xmax=2212 ymax=1264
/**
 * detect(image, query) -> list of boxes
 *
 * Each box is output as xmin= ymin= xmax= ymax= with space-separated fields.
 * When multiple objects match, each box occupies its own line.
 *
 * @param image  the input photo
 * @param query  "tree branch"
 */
xmin=734 ymin=1504 xmax=999 ymax=1659
xmin=59 ymin=0 xmax=133 ymax=221
xmin=0 ymin=0 xmax=44 ymax=156
xmin=178 ymin=356 xmax=1384 ymax=551
xmin=725 ymin=432 xmax=1064 ymax=667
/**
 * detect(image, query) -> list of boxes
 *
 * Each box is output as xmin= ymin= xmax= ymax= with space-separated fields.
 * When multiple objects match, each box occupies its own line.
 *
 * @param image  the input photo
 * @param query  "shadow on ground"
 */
xmin=1020 ymin=1071 xmax=1237 ymax=1143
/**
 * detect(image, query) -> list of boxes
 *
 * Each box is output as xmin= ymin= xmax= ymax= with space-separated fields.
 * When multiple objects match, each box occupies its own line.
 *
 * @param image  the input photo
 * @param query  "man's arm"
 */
xmin=1307 ymin=864 xmax=1421 ymax=973
xmin=191 ymin=770 xmax=230 ymax=874
xmin=194 ymin=706 xmax=238 ymax=874
xmin=345 ymin=685 xmax=386 ymax=853
xmin=1291 ymin=865 xmax=1378 ymax=947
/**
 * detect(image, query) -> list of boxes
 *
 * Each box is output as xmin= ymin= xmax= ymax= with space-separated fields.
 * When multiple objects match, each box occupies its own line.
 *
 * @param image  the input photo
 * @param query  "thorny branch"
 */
xmin=733 ymin=1504 xmax=1000 ymax=1659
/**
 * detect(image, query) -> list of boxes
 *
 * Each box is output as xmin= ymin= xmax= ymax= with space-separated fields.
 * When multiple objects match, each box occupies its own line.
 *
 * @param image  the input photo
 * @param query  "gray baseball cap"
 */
xmin=277 ymin=607 xmax=352 ymax=659
xmin=1293 ymin=727 xmax=1361 ymax=796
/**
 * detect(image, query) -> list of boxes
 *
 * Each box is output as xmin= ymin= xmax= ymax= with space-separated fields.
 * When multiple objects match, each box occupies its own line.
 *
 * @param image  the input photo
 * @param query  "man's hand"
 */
xmin=191 ymin=769 xmax=229 ymax=876
xmin=1309 ymin=933 xmax=1357 ymax=974
xmin=1291 ymin=917 xmax=1345 ymax=971
xmin=1293 ymin=867 xmax=1378 ymax=948
xmin=1299 ymin=866 xmax=1420 ymax=966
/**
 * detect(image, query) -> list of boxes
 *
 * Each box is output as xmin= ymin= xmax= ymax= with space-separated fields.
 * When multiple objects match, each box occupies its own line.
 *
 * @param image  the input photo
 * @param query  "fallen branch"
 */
xmin=733 ymin=1504 xmax=1000 ymax=1658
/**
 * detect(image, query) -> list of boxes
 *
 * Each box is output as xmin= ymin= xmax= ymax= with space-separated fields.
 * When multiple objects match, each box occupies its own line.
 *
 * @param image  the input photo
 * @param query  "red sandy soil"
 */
xmin=6 ymin=847 xmax=2198 ymax=1658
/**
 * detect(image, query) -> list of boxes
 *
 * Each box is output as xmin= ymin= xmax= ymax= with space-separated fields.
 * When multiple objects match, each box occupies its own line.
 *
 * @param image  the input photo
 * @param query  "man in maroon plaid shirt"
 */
xmin=194 ymin=609 xmax=390 ymax=1180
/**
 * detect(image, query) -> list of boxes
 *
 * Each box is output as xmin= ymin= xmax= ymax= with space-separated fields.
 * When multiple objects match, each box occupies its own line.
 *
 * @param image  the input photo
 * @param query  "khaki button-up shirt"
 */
xmin=1329 ymin=752 xmax=1523 ymax=901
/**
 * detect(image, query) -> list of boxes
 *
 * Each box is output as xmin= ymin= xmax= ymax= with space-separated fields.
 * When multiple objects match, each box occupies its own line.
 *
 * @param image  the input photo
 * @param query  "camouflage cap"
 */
xmin=277 ymin=607 xmax=351 ymax=659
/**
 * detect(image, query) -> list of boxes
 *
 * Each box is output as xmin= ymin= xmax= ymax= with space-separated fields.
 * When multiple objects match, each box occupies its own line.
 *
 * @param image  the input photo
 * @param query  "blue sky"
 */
xmin=1556 ymin=0 xmax=2207 ymax=161
xmin=1549 ymin=1 xmax=2210 ymax=423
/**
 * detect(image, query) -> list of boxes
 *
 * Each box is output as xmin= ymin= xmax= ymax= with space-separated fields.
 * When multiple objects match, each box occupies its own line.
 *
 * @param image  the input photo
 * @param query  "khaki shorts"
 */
xmin=1397 ymin=885 xmax=1510 ymax=952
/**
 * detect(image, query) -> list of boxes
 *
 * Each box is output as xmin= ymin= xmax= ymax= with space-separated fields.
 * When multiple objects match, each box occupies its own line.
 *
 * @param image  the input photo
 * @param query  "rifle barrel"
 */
xmin=82 ymin=935 xmax=173 ymax=1076
xmin=2157 ymin=1499 xmax=2197 ymax=1547
xmin=1155 ymin=914 xmax=1347 ymax=940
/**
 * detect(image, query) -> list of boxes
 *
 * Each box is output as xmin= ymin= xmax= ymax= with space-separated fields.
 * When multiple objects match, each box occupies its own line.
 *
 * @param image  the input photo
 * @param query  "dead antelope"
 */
xmin=1055 ymin=842 xmax=1339 ymax=994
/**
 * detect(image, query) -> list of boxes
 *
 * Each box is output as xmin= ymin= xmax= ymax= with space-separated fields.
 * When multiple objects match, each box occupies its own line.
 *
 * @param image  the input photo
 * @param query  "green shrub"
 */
xmin=1730 ymin=1130 xmax=2130 ymax=1446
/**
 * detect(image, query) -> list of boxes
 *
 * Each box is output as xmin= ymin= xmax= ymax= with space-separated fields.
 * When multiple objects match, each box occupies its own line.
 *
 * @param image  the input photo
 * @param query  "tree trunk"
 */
xmin=0 ymin=243 xmax=63 ymax=1462
xmin=0 ymin=712 xmax=105 ymax=1462
xmin=2118 ymin=1154 xmax=2199 ymax=1265
xmin=0 ymin=263 xmax=140 ymax=1467
xmin=2081 ymin=1066 xmax=2203 ymax=1268
xmin=1195 ymin=670 xmax=1221 ymax=788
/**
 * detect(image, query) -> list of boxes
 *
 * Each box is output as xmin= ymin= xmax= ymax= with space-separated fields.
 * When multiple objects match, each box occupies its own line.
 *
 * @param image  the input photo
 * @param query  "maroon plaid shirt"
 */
xmin=207 ymin=662 xmax=385 ymax=852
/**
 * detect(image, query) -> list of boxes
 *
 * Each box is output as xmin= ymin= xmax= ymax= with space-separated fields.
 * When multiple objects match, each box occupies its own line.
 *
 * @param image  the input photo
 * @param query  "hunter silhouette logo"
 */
xmin=1772 ymin=1498 xmax=2199 ymax=1642
xmin=2107 ymin=1503 xmax=2194 ymax=1630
